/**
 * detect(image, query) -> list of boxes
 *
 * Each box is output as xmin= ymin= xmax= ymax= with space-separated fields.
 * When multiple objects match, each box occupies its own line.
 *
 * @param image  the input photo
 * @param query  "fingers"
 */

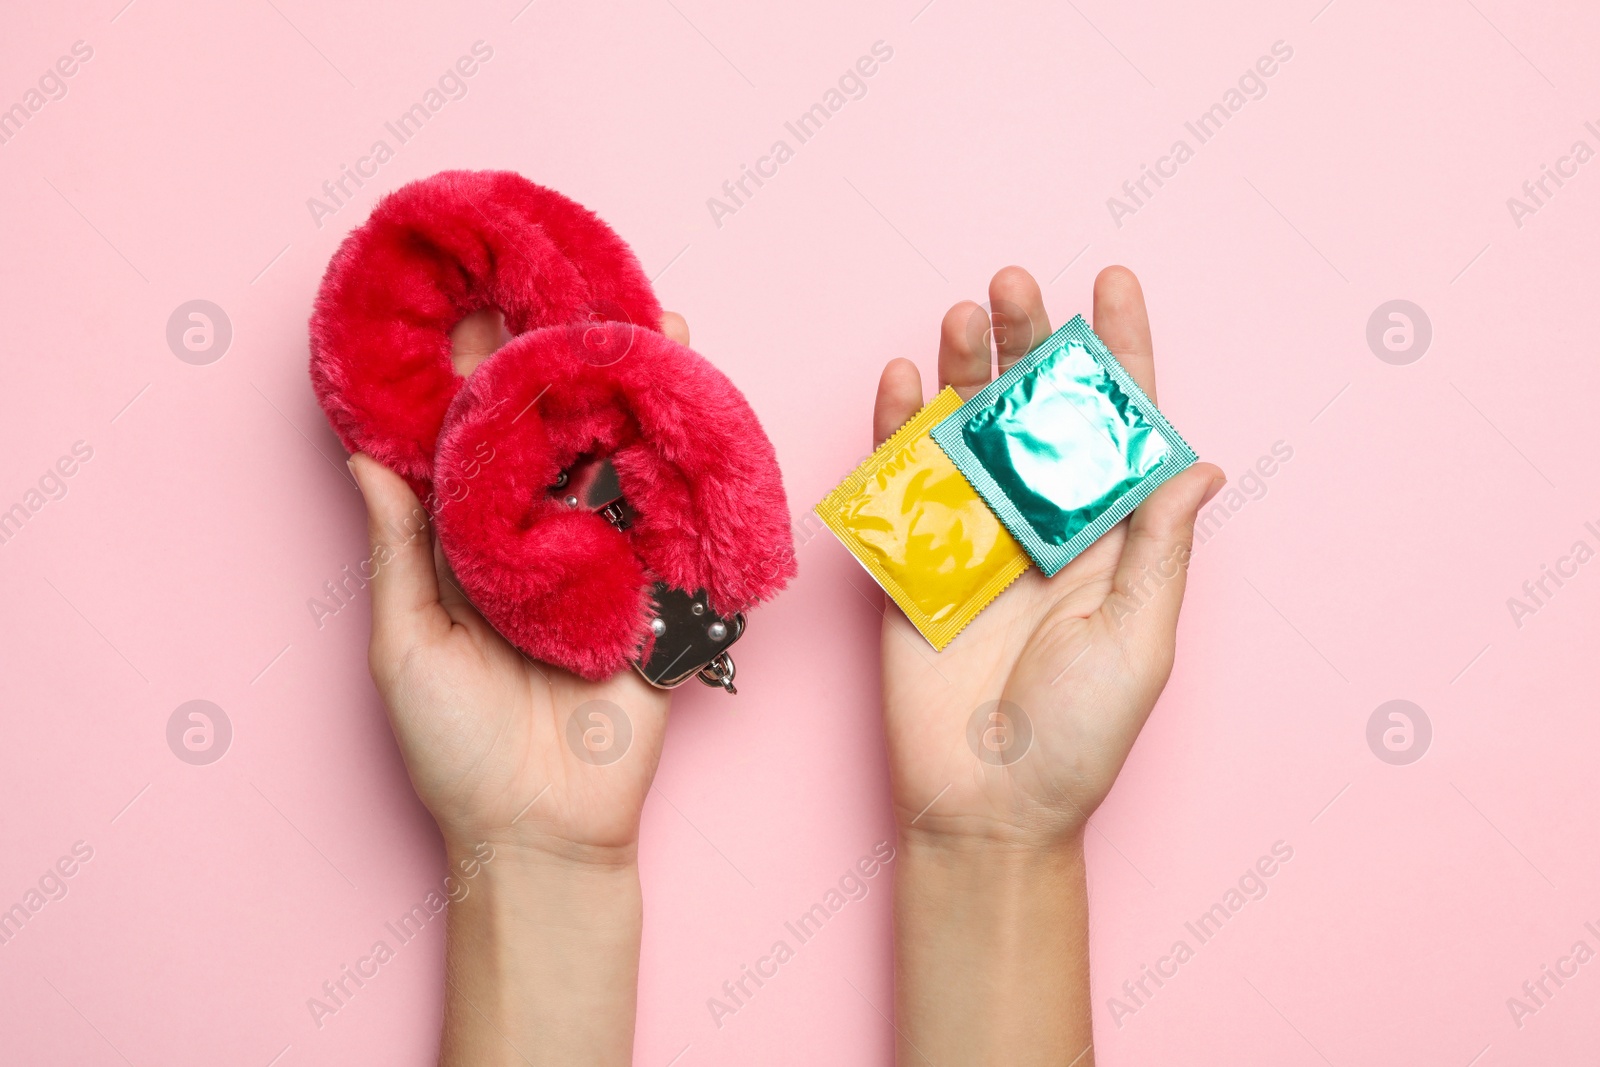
xmin=449 ymin=307 xmax=511 ymax=377
xmin=989 ymin=266 xmax=1051 ymax=372
xmin=660 ymin=310 xmax=690 ymax=346
xmin=1092 ymin=266 xmax=1157 ymax=403
xmin=432 ymin=533 xmax=487 ymax=629
xmin=348 ymin=453 xmax=448 ymax=658
xmin=874 ymin=358 xmax=924 ymax=447
xmin=939 ymin=268 xmax=1052 ymax=396
xmin=1104 ymin=463 xmax=1226 ymax=645
xmin=937 ymin=300 xmax=992 ymax=397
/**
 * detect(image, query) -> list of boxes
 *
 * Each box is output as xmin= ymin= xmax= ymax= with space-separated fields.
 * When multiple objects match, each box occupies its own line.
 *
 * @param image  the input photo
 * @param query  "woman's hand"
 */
xmin=874 ymin=265 xmax=1224 ymax=851
xmin=348 ymin=309 xmax=693 ymax=1067
xmin=350 ymin=448 xmax=671 ymax=865
xmin=349 ymin=310 xmax=694 ymax=867
xmin=879 ymin=267 xmax=1223 ymax=1066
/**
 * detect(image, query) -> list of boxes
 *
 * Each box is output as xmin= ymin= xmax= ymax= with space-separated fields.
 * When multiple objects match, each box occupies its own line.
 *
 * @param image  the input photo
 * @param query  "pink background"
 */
xmin=3 ymin=0 xmax=1597 ymax=1063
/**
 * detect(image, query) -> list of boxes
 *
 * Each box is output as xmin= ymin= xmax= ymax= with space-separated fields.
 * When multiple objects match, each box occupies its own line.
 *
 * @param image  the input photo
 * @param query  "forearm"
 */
xmin=438 ymin=842 xmax=643 ymax=1067
xmin=894 ymin=832 xmax=1093 ymax=1066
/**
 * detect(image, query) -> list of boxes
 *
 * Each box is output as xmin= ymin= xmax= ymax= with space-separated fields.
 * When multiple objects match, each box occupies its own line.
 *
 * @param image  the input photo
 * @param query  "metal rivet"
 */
xmin=650 ymin=618 xmax=667 ymax=637
xmin=565 ymin=495 xmax=579 ymax=507
xmin=691 ymin=603 xmax=705 ymax=616
xmin=707 ymin=621 xmax=727 ymax=641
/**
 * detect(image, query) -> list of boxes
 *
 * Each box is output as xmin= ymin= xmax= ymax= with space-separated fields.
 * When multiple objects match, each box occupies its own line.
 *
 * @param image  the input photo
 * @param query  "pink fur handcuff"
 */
xmin=309 ymin=170 xmax=796 ymax=693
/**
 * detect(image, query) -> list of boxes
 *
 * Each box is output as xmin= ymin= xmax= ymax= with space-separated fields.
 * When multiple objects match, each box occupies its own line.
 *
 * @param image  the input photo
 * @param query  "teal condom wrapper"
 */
xmin=931 ymin=315 xmax=1197 ymax=577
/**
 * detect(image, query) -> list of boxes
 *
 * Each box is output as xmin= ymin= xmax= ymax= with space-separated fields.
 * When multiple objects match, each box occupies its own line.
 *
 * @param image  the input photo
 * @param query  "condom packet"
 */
xmin=931 ymin=315 xmax=1197 ymax=577
xmin=817 ymin=387 xmax=1030 ymax=650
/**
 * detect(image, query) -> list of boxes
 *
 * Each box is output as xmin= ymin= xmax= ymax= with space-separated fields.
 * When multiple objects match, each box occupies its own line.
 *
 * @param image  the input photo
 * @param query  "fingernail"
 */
xmin=1199 ymin=474 xmax=1226 ymax=507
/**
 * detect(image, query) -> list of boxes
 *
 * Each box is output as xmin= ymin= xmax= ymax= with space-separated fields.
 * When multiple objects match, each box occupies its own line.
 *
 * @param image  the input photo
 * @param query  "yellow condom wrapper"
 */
xmin=817 ymin=387 xmax=1030 ymax=650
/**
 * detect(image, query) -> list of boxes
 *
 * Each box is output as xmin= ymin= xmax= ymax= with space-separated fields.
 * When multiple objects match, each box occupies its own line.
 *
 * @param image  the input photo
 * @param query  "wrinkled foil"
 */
xmin=932 ymin=316 xmax=1197 ymax=576
xmin=817 ymin=388 xmax=1029 ymax=650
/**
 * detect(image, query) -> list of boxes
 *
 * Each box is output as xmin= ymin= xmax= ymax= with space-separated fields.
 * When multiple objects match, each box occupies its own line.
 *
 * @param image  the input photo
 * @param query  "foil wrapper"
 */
xmin=817 ymin=387 xmax=1030 ymax=649
xmin=932 ymin=316 xmax=1197 ymax=576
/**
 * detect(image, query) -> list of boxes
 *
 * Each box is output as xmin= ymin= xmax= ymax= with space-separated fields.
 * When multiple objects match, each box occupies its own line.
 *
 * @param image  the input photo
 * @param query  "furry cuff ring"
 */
xmin=309 ymin=170 xmax=796 ymax=688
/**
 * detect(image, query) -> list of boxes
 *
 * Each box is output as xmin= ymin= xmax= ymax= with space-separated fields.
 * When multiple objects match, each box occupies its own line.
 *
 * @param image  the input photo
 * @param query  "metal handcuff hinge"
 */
xmin=551 ymin=459 xmax=744 ymax=695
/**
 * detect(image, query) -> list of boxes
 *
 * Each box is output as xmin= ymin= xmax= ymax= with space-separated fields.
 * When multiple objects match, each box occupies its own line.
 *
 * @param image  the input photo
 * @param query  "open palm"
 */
xmin=873 ymin=267 xmax=1224 ymax=849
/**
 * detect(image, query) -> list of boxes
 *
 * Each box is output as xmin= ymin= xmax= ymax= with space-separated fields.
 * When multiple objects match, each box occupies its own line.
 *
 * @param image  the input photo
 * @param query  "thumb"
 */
xmin=348 ymin=453 xmax=446 ymax=660
xmin=1103 ymin=462 xmax=1225 ymax=646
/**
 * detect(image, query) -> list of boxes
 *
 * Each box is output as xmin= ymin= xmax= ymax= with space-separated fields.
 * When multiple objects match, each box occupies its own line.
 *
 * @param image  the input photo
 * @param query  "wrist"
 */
xmin=445 ymin=830 xmax=642 ymax=871
xmin=893 ymin=827 xmax=1092 ymax=1065
xmin=439 ymin=838 xmax=642 ymax=1065
xmin=897 ymin=828 xmax=1086 ymax=892
xmin=444 ymin=837 xmax=641 ymax=916
xmin=438 ymin=809 xmax=643 ymax=876
xmin=896 ymin=815 xmax=1090 ymax=859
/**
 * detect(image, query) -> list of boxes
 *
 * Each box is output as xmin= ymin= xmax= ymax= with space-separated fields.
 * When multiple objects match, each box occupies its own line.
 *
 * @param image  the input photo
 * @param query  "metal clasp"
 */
xmin=550 ymin=458 xmax=744 ymax=695
xmin=634 ymin=584 xmax=744 ymax=694
xmin=696 ymin=653 xmax=737 ymax=695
